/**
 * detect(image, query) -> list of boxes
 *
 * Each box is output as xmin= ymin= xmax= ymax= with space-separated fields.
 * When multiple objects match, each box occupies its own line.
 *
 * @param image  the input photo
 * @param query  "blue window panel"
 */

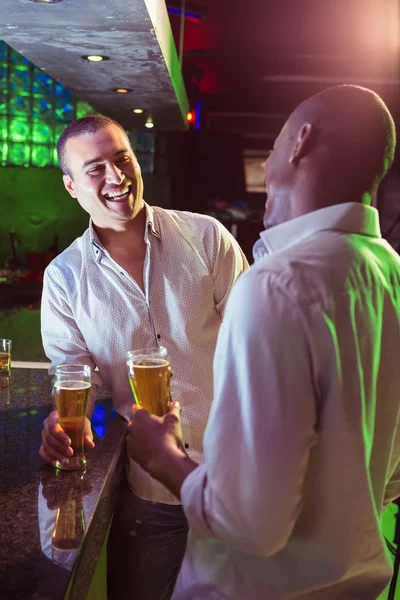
xmin=33 ymin=69 xmax=52 ymax=96
xmin=32 ymin=97 xmax=53 ymax=121
xmin=55 ymin=97 xmax=74 ymax=122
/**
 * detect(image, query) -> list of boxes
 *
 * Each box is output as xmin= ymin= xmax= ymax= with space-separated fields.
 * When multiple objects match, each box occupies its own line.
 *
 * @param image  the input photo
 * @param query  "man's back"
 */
xmin=174 ymin=204 xmax=400 ymax=599
xmin=259 ymin=228 xmax=400 ymax=598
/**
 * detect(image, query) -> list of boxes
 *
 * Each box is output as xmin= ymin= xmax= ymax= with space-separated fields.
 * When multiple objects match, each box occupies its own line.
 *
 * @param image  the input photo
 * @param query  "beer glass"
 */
xmin=53 ymin=364 xmax=91 ymax=471
xmin=0 ymin=339 xmax=11 ymax=375
xmin=127 ymin=346 xmax=171 ymax=416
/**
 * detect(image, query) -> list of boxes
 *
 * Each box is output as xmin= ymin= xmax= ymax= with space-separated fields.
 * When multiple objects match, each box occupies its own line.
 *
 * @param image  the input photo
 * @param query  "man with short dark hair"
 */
xmin=128 ymin=85 xmax=400 ymax=599
xmin=39 ymin=115 xmax=248 ymax=600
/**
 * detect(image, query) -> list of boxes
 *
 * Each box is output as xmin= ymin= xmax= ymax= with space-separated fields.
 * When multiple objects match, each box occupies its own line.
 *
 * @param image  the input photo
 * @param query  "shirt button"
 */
xmin=184 ymin=443 xmax=189 ymax=449
xmin=157 ymin=334 xmax=161 ymax=339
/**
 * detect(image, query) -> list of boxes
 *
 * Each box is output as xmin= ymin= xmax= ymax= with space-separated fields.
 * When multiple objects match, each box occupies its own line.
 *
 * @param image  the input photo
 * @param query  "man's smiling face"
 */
xmin=62 ymin=124 xmax=144 ymax=228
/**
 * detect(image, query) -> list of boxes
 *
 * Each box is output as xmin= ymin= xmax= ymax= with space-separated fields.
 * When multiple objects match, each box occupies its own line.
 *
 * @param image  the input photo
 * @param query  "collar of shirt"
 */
xmin=258 ymin=202 xmax=381 ymax=255
xmin=88 ymin=201 xmax=160 ymax=260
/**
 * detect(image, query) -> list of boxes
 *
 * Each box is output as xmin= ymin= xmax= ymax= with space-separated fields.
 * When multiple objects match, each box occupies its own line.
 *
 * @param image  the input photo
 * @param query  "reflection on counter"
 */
xmin=39 ymin=470 xmax=93 ymax=571
xmin=0 ymin=374 xmax=11 ymax=405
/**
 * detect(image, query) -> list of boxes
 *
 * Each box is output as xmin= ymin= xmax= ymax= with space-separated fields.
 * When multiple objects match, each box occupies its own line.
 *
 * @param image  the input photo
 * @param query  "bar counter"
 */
xmin=0 ymin=367 xmax=128 ymax=600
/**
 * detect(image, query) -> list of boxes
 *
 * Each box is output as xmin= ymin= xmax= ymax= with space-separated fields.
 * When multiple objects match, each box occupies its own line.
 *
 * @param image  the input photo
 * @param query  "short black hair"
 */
xmin=289 ymin=85 xmax=396 ymax=198
xmin=56 ymin=115 xmax=129 ymax=176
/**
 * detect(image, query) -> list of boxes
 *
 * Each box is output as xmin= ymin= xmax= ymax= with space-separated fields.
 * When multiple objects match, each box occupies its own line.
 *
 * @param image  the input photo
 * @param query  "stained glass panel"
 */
xmin=0 ymin=116 xmax=7 ymax=140
xmin=76 ymin=100 xmax=98 ymax=119
xmin=9 ymin=94 xmax=30 ymax=117
xmin=32 ymin=120 xmax=53 ymax=144
xmin=9 ymin=48 xmax=30 ymax=67
xmin=0 ymin=141 xmax=8 ymax=165
xmin=54 ymin=80 xmax=73 ymax=98
xmin=31 ymin=145 xmax=52 ymax=167
xmin=0 ymin=41 xmax=7 ymax=64
xmin=55 ymin=96 xmax=74 ymax=122
xmin=0 ymin=90 xmax=7 ymax=115
xmin=0 ymin=66 xmax=8 ymax=89
xmin=9 ymin=67 xmax=30 ymax=94
xmin=8 ymin=142 xmax=30 ymax=166
xmin=32 ymin=97 xmax=53 ymax=121
xmin=9 ymin=117 xmax=30 ymax=143
xmin=0 ymin=40 xmax=150 ymax=170
xmin=33 ymin=69 xmax=52 ymax=96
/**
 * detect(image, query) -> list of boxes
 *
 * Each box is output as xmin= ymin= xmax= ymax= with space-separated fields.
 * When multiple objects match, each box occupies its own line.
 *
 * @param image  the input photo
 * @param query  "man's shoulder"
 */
xmin=45 ymin=229 xmax=90 ymax=277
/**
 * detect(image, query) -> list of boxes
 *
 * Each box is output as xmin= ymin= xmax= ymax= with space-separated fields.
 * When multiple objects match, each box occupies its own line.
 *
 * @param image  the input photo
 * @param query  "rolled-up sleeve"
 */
xmin=181 ymin=268 xmax=318 ymax=557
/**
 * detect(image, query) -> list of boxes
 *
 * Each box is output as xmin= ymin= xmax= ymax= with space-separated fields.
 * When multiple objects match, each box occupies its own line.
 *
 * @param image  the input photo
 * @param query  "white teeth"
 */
xmin=104 ymin=187 xmax=130 ymax=200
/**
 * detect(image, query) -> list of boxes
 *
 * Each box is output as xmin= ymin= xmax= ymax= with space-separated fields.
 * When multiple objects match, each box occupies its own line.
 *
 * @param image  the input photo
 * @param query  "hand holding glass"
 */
xmin=53 ymin=364 xmax=91 ymax=471
xmin=127 ymin=347 xmax=171 ymax=416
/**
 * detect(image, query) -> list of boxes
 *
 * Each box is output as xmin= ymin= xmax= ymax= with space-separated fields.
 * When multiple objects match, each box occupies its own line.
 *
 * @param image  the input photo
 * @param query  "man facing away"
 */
xmin=127 ymin=85 xmax=400 ymax=599
xmin=39 ymin=115 xmax=248 ymax=600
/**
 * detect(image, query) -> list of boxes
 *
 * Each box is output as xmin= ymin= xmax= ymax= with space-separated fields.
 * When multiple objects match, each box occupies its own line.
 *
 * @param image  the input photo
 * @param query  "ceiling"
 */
xmin=0 ymin=0 xmax=189 ymax=130
xmin=0 ymin=0 xmax=399 ymax=149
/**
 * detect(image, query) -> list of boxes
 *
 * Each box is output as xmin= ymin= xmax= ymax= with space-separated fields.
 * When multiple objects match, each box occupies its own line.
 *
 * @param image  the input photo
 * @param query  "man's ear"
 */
xmin=289 ymin=123 xmax=314 ymax=164
xmin=63 ymin=174 xmax=77 ymax=198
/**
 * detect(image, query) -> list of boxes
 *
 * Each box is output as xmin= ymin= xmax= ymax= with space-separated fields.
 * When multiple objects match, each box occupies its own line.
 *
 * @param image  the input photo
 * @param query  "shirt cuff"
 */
xmin=180 ymin=463 xmax=214 ymax=538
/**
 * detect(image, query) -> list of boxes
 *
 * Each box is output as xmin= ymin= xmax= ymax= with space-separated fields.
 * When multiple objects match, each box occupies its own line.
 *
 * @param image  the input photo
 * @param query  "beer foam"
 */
xmin=133 ymin=359 xmax=169 ymax=368
xmin=54 ymin=381 xmax=91 ymax=390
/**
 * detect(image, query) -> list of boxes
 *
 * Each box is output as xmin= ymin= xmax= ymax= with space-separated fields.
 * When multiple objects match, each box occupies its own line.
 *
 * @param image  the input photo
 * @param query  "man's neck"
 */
xmin=93 ymin=205 xmax=147 ymax=251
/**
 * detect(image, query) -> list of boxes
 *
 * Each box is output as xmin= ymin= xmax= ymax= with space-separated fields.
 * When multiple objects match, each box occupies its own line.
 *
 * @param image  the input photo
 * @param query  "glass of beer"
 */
xmin=53 ymin=364 xmax=91 ymax=471
xmin=0 ymin=339 xmax=11 ymax=375
xmin=127 ymin=346 xmax=171 ymax=416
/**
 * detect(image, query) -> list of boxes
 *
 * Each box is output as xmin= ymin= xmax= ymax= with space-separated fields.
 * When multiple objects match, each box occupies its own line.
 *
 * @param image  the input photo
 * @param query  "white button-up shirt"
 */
xmin=41 ymin=204 xmax=248 ymax=504
xmin=174 ymin=203 xmax=400 ymax=599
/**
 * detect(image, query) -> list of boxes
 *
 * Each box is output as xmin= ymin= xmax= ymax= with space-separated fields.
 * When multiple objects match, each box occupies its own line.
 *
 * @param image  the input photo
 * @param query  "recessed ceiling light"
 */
xmin=114 ymin=88 xmax=130 ymax=94
xmin=82 ymin=55 xmax=109 ymax=62
xmin=145 ymin=118 xmax=154 ymax=129
xmin=132 ymin=108 xmax=144 ymax=114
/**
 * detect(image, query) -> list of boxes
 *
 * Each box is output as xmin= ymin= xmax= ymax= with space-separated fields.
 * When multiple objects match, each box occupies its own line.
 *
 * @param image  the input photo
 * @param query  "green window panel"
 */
xmin=0 ymin=90 xmax=7 ymax=115
xmin=0 ymin=116 xmax=7 ymax=140
xmin=31 ymin=144 xmax=53 ymax=167
xmin=0 ymin=141 xmax=8 ymax=165
xmin=32 ymin=120 xmax=53 ymax=144
xmin=9 ymin=117 xmax=30 ymax=142
xmin=0 ymin=40 xmax=153 ymax=172
xmin=9 ymin=95 xmax=30 ymax=117
xmin=8 ymin=142 xmax=30 ymax=166
xmin=76 ymin=100 xmax=98 ymax=119
xmin=0 ymin=39 xmax=98 ymax=167
xmin=9 ymin=67 xmax=30 ymax=94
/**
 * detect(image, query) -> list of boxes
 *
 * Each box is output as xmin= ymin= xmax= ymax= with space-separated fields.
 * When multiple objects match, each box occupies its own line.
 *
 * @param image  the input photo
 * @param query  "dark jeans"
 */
xmin=107 ymin=480 xmax=189 ymax=600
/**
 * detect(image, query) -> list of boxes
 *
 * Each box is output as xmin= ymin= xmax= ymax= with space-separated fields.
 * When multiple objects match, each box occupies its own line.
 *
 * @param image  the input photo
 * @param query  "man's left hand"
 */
xmin=127 ymin=401 xmax=182 ymax=476
xmin=126 ymin=401 xmax=198 ymax=498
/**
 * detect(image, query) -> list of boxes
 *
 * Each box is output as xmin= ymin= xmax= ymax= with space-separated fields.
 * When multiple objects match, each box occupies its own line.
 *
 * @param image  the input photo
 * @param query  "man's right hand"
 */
xmin=39 ymin=410 xmax=95 ymax=466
